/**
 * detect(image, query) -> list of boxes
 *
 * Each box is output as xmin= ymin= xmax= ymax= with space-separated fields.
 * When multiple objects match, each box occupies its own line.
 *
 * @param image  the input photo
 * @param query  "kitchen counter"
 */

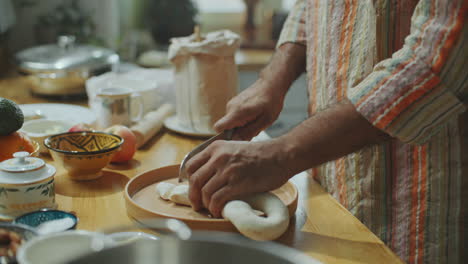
xmin=236 ymin=49 xmax=274 ymax=71
xmin=0 ymin=75 xmax=403 ymax=264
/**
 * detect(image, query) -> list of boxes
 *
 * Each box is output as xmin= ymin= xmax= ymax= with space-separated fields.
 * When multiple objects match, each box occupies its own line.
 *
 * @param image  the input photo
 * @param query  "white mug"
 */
xmin=94 ymin=87 xmax=143 ymax=129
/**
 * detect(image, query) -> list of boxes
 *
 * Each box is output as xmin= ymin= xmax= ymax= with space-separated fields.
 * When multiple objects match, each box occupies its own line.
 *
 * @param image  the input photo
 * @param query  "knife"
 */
xmin=178 ymin=129 xmax=235 ymax=183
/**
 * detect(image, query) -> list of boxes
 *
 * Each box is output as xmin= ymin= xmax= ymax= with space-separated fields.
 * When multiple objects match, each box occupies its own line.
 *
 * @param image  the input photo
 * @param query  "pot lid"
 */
xmin=16 ymin=35 xmax=119 ymax=72
xmin=0 ymin=152 xmax=56 ymax=184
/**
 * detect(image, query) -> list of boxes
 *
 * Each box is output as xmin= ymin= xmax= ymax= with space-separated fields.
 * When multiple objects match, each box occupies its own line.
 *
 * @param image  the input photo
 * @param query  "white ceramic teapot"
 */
xmin=0 ymin=152 xmax=56 ymax=220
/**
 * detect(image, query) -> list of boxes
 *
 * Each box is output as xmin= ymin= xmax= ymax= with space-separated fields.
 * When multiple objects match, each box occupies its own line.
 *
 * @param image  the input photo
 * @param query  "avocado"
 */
xmin=0 ymin=97 xmax=24 ymax=136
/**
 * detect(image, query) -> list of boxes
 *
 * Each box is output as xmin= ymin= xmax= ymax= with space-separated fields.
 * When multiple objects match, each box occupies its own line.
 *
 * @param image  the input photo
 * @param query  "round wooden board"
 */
xmin=125 ymin=165 xmax=298 ymax=232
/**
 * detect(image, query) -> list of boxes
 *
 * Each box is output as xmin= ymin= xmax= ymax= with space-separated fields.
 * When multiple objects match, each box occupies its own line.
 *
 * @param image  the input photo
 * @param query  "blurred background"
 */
xmin=0 ymin=0 xmax=307 ymax=137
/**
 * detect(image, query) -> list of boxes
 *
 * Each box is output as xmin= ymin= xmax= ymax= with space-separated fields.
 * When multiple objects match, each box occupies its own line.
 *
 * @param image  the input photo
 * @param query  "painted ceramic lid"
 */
xmin=0 ymin=152 xmax=56 ymax=184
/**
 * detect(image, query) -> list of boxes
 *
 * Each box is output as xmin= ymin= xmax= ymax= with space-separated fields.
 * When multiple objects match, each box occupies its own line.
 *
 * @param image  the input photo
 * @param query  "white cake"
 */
xmin=169 ymin=30 xmax=240 ymax=134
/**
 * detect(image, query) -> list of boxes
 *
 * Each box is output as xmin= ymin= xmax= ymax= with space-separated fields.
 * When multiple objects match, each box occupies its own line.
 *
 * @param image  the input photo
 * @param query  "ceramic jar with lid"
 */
xmin=0 ymin=152 xmax=56 ymax=220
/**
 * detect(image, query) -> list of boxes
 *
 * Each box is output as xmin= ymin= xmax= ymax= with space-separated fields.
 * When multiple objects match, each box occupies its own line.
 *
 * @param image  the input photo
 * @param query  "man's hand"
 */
xmin=186 ymin=140 xmax=291 ymax=217
xmin=187 ymin=100 xmax=390 ymax=217
xmin=186 ymin=43 xmax=307 ymax=217
xmin=214 ymin=79 xmax=285 ymax=140
xmin=214 ymin=43 xmax=306 ymax=140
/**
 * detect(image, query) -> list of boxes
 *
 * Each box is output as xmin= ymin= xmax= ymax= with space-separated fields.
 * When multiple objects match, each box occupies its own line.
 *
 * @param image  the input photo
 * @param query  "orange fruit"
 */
xmin=0 ymin=131 xmax=35 ymax=162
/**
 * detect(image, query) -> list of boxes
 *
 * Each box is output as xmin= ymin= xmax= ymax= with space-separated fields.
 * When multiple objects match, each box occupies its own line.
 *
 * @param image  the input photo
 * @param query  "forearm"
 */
xmin=259 ymin=43 xmax=306 ymax=95
xmin=274 ymin=100 xmax=391 ymax=176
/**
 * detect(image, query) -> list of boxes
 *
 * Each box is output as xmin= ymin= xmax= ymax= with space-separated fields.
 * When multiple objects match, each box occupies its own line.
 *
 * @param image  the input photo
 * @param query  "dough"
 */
xmin=222 ymin=193 xmax=289 ymax=241
xmin=168 ymin=185 xmax=190 ymax=206
xmin=155 ymin=181 xmax=290 ymax=241
xmin=155 ymin=182 xmax=175 ymax=200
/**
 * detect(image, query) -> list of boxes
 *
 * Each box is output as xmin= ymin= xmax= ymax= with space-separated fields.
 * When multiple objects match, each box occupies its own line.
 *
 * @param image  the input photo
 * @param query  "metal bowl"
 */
xmin=15 ymin=35 xmax=118 ymax=98
xmin=67 ymin=231 xmax=320 ymax=264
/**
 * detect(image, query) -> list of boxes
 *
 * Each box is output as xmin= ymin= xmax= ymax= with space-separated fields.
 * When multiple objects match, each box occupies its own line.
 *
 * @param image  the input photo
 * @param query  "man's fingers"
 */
xmin=188 ymin=191 xmax=203 ymax=211
xmin=185 ymin=148 xmax=211 ymax=175
xmin=200 ymin=171 xmax=228 ymax=210
xmin=208 ymin=186 xmax=240 ymax=218
xmin=233 ymin=116 xmax=269 ymax=140
xmin=188 ymin=159 xmax=217 ymax=211
xmin=214 ymin=107 xmax=258 ymax=133
xmin=214 ymin=115 xmax=244 ymax=133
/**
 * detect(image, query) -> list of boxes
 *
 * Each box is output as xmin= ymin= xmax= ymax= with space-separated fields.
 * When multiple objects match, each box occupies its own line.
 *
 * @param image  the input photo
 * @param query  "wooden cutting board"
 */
xmin=125 ymin=165 xmax=298 ymax=232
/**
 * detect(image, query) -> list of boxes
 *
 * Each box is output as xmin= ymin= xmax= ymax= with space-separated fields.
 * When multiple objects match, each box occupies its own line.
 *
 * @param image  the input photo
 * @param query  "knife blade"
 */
xmin=178 ymin=129 xmax=235 ymax=183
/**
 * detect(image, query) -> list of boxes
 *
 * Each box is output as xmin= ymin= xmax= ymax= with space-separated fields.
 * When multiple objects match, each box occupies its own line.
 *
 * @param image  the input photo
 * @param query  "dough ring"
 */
xmin=222 ymin=193 xmax=289 ymax=241
xmin=155 ymin=182 xmax=290 ymax=241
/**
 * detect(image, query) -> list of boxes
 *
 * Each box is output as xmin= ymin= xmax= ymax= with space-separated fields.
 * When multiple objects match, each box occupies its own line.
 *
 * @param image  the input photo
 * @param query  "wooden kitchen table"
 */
xmin=0 ymin=76 xmax=404 ymax=264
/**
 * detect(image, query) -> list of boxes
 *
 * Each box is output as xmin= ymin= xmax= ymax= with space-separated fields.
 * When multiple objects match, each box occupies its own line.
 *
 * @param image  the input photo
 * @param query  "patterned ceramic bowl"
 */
xmin=44 ymin=131 xmax=123 ymax=181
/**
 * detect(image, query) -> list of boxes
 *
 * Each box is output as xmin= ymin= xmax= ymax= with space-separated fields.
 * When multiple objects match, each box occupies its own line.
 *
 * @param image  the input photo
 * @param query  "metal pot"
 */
xmin=68 ymin=233 xmax=319 ymax=264
xmin=66 ymin=219 xmax=320 ymax=264
xmin=15 ymin=36 xmax=119 ymax=98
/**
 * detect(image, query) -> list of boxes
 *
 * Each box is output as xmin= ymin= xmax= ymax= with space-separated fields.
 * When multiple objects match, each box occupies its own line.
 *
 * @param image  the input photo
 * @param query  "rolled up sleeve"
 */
xmin=277 ymin=0 xmax=307 ymax=48
xmin=348 ymin=0 xmax=467 ymax=144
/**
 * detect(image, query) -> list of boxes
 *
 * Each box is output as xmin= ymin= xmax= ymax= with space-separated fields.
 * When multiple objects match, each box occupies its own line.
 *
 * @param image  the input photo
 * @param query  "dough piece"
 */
xmin=168 ymin=185 xmax=191 ymax=206
xmin=222 ymin=193 xmax=289 ymax=241
xmin=155 ymin=182 xmax=289 ymax=241
xmin=155 ymin=182 xmax=176 ymax=200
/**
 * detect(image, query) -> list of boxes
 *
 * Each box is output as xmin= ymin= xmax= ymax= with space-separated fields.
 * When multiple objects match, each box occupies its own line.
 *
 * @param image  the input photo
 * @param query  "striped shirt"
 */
xmin=278 ymin=0 xmax=467 ymax=263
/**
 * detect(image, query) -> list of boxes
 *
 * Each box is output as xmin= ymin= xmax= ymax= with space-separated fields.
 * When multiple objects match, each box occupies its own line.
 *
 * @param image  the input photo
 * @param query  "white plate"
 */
xmin=20 ymin=103 xmax=96 ymax=126
xmin=163 ymin=115 xmax=216 ymax=138
xmin=164 ymin=115 xmax=272 ymax=140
